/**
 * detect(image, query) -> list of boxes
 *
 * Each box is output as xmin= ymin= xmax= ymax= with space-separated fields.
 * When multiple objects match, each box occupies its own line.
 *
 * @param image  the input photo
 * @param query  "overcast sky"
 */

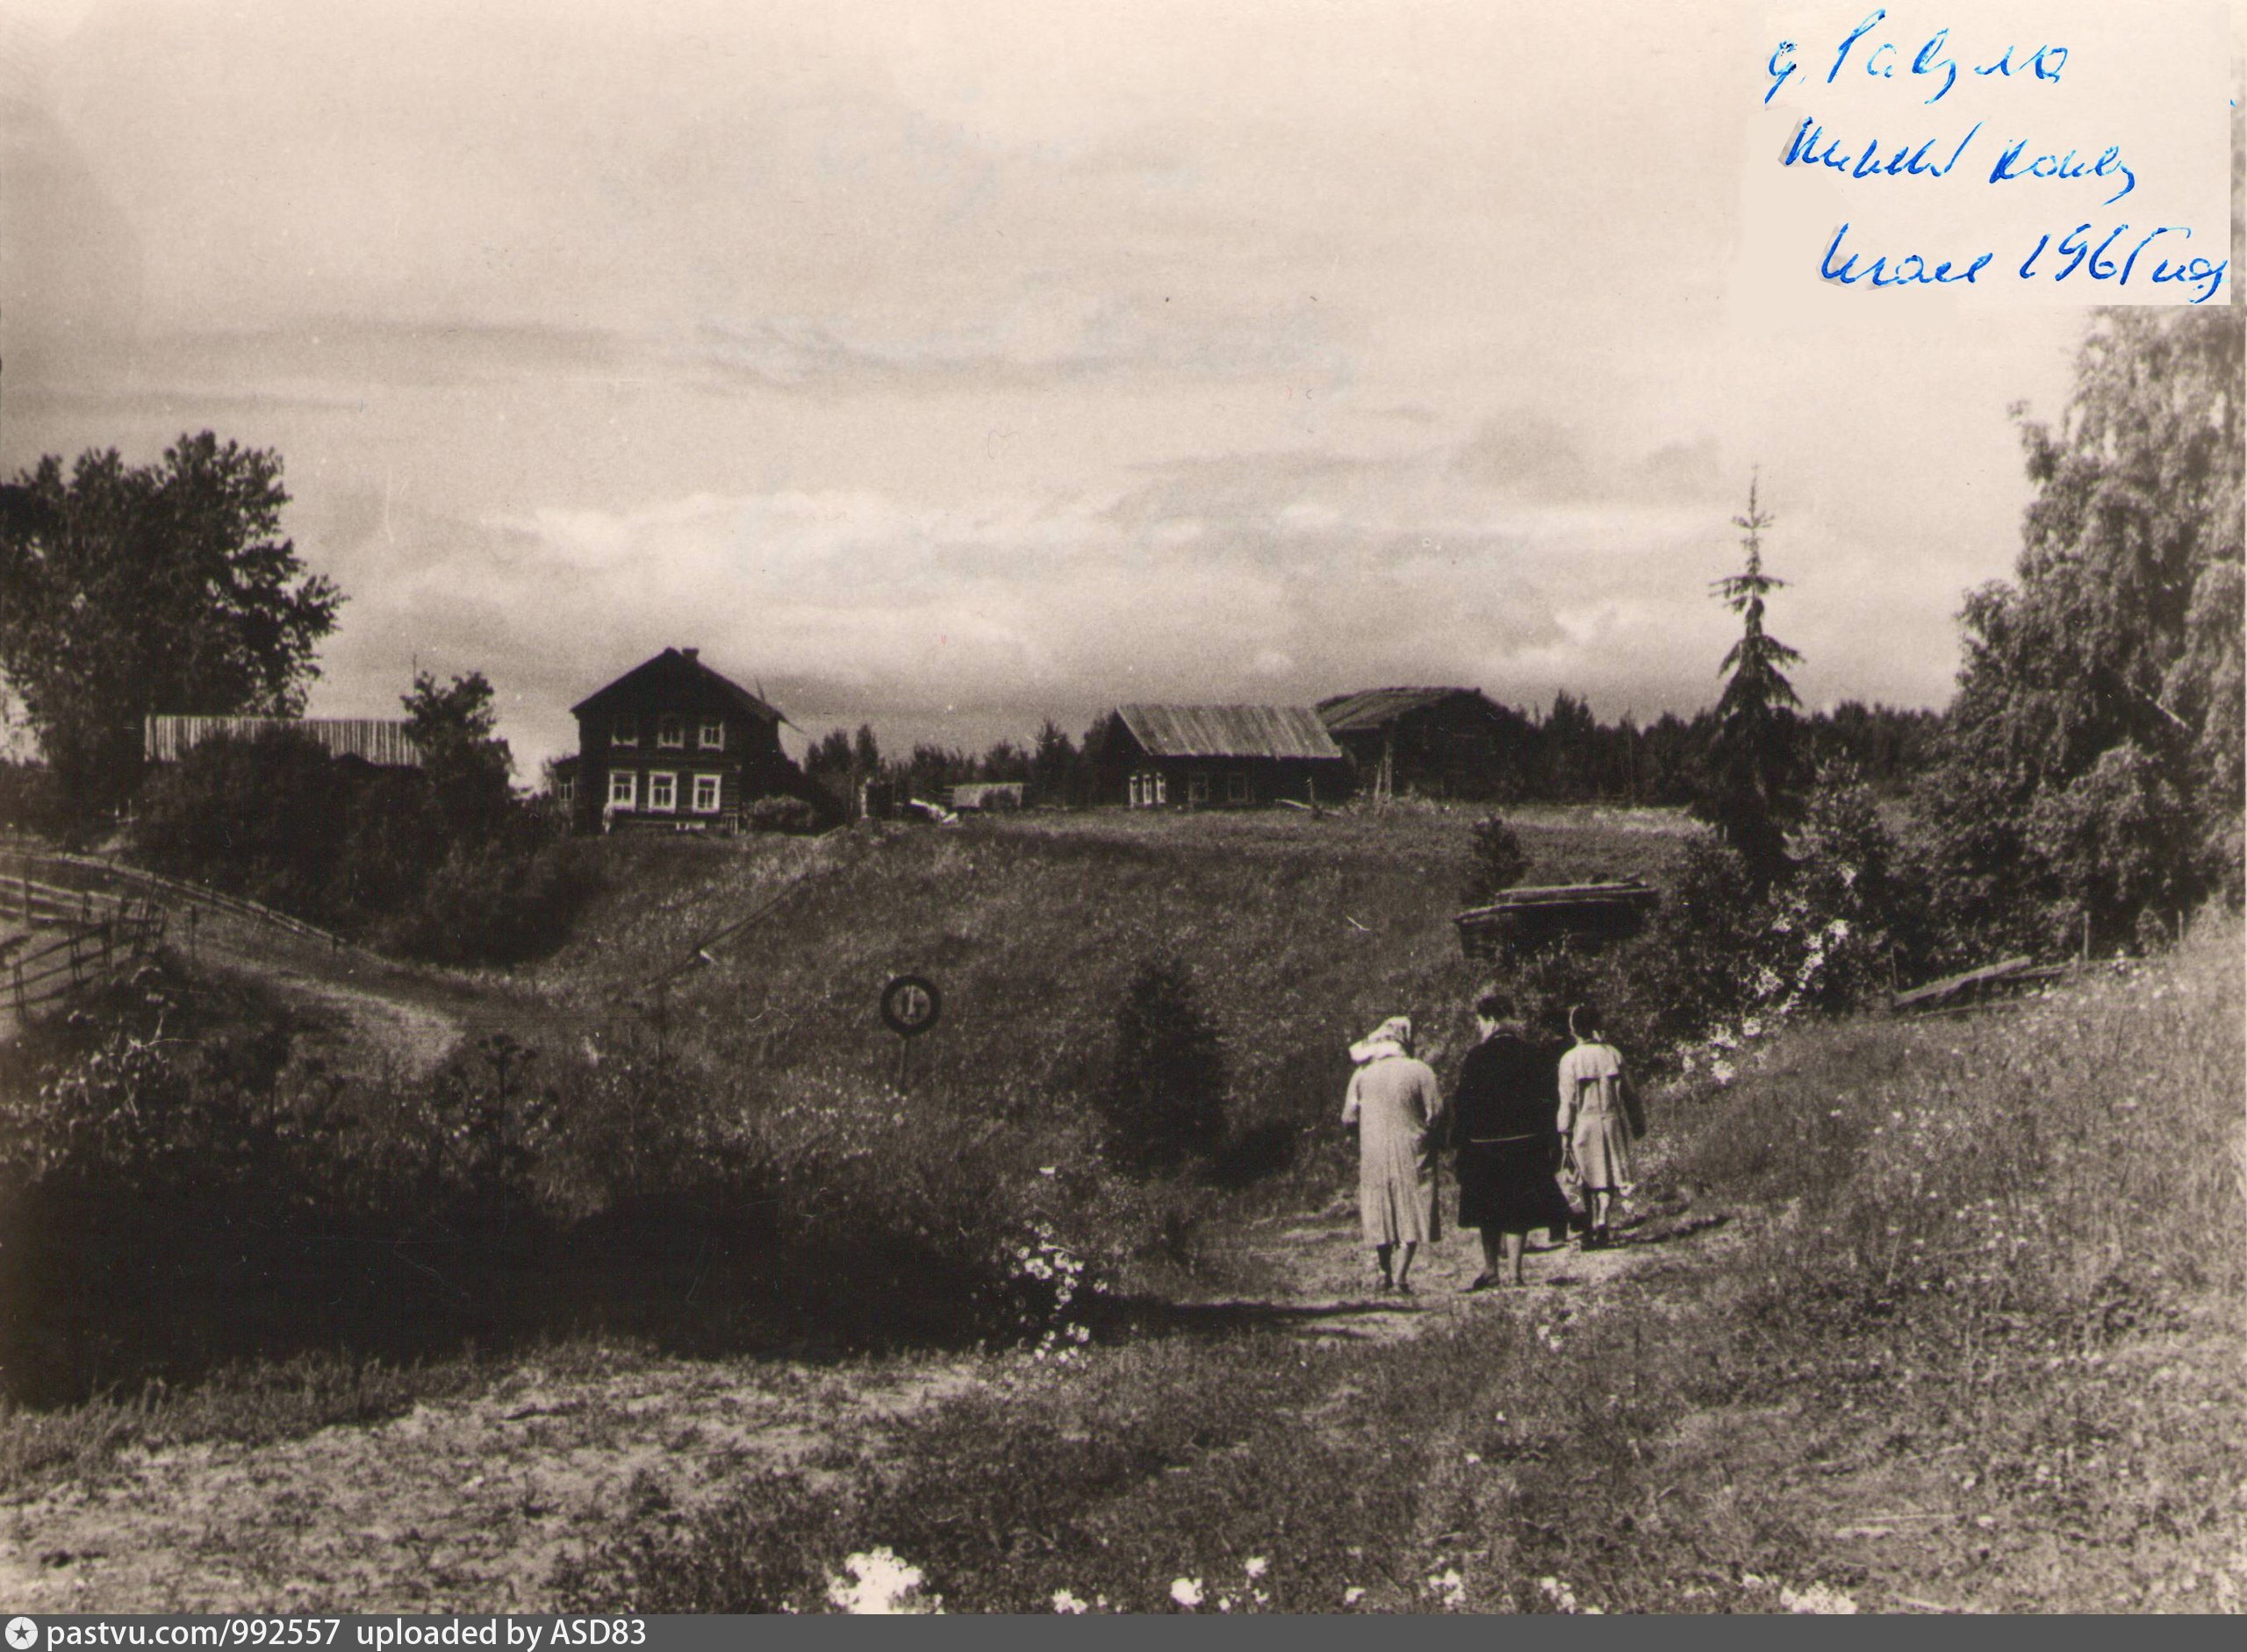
xmin=1 ymin=0 xmax=2098 ymax=769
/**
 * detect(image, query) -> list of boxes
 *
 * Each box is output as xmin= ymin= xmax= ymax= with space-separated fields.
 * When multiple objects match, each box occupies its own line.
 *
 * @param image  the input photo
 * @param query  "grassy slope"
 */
xmin=528 ymin=806 xmax=1689 ymax=1220
xmin=563 ymin=914 xmax=2244 ymax=1613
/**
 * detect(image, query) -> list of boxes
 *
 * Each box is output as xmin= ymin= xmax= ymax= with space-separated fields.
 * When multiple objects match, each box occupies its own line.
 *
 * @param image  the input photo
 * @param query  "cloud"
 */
xmin=292 ymin=439 xmax=1762 ymax=768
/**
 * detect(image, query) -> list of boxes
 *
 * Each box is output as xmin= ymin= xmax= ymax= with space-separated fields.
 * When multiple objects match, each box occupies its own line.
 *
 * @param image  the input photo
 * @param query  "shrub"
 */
xmin=1097 ymin=959 xmax=1228 ymax=1173
xmin=0 ymin=760 xmax=64 ymax=837
xmin=1459 ymin=814 xmax=1529 ymax=906
xmin=131 ymin=729 xmax=596 ymax=966
xmin=744 ymin=794 xmax=821 ymax=835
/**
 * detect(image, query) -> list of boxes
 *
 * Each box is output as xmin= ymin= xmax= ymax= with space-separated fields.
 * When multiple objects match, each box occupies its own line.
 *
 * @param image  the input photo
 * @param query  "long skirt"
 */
xmin=1571 ymin=1107 xmax=1635 ymax=1191
xmin=1457 ymin=1137 xmax=1575 ymax=1234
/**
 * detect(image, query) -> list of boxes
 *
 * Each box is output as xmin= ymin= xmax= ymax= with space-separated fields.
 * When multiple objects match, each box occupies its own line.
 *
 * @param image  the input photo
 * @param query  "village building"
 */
xmin=1317 ymin=686 xmax=1529 ymax=801
xmin=568 ymin=648 xmax=799 ymax=833
xmin=145 ymin=715 xmax=423 ymax=769
xmin=1095 ymin=704 xmax=1348 ymax=808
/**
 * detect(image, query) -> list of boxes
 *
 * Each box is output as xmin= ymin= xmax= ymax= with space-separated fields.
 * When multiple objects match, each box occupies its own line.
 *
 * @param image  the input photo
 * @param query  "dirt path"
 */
xmin=185 ymin=910 xmax=571 ymax=1081
xmin=1186 ymin=1191 xmax=1733 ymax=1346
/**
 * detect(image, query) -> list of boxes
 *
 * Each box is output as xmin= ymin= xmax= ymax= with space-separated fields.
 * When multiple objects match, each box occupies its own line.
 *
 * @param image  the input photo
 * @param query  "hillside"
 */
xmin=1 ymin=870 xmax=2233 ymax=1612
xmin=522 ymin=805 xmax=1691 ymax=1216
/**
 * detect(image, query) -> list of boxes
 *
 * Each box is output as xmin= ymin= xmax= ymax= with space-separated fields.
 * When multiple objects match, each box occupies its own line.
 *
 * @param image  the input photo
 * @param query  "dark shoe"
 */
xmin=1395 ymin=1280 xmax=1415 ymax=1296
xmin=1462 ymin=1273 xmax=1494 ymax=1293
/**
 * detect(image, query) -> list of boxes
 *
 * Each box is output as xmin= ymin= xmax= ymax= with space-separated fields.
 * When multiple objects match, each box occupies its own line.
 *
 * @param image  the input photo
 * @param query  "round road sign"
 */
xmin=879 ymin=974 xmax=942 ymax=1038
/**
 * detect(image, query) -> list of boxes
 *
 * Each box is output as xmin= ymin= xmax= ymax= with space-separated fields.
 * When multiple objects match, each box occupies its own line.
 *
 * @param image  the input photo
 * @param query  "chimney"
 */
xmin=681 ymin=648 xmax=699 ymax=664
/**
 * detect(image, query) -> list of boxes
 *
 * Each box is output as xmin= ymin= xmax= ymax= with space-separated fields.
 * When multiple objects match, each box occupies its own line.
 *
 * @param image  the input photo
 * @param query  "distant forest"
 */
xmin=800 ymin=694 xmax=1941 ymax=811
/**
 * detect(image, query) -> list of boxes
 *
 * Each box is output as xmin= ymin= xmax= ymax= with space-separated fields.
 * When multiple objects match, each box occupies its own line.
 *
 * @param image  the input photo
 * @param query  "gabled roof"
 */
xmin=571 ymin=648 xmax=783 ymax=723
xmin=1317 ymin=686 xmax=1498 ymax=734
xmin=1116 ymin=704 xmax=1344 ymax=761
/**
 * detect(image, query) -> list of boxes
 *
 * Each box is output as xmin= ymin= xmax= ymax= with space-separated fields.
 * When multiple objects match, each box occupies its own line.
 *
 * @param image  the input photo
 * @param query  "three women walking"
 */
xmin=1343 ymin=996 xmax=1642 ymax=1293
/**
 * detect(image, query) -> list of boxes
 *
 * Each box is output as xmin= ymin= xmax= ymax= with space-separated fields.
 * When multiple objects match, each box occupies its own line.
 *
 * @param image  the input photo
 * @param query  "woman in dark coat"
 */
xmin=1452 ymin=989 xmax=1576 ymax=1289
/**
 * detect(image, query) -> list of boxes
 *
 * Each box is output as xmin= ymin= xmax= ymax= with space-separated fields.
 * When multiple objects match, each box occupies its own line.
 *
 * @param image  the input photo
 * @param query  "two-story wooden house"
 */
xmin=569 ymin=648 xmax=800 ymax=833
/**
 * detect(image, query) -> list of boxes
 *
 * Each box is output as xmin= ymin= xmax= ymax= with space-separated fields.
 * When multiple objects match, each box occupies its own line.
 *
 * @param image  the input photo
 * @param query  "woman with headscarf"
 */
xmin=1557 ymin=1002 xmax=1640 ymax=1248
xmin=1340 ymin=1014 xmax=1445 ymax=1293
xmin=1452 ymin=988 xmax=1577 ymax=1289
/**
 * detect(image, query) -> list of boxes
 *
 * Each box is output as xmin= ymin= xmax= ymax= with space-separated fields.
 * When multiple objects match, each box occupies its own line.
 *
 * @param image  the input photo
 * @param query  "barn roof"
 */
xmin=145 ymin=715 xmax=422 ymax=768
xmin=571 ymin=648 xmax=784 ymax=723
xmin=1116 ymin=704 xmax=1344 ymax=761
xmin=1317 ymin=686 xmax=1493 ymax=733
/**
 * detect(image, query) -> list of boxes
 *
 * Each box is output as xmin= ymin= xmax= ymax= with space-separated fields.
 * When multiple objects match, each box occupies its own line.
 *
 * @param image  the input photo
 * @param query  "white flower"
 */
xmin=1170 ymin=1577 xmax=1203 ymax=1609
xmin=1244 ymin=1557 xmax=1268 ymax=1579
xmin=1342 ymin=1587 xmax=1365 ymax=1607
xmin=1051 ymin=1591 xmax=1088 ymax=1614
xmin=827 ymin=1548 xmax=943 ymax=1614
xmin=1780 ymin=1583 xmax=1859 ymax=1614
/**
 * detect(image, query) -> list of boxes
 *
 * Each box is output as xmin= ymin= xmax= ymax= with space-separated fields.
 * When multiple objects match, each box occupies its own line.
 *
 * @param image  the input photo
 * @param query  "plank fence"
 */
xmin=0 ymin=851 xmax=351 ymax=1039
xmin=1 ymin=877 xmax=168 ymax=1027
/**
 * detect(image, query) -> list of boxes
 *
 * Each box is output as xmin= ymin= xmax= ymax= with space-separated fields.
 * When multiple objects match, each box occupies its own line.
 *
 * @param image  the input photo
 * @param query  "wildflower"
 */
xmin=827 ymin=1548 xmax=943 ymax=1614
xmin=1425 ymin=1569 xmax=1466 ymax=1610
xmin=1051 ymin=1591 xmax=1088 ymax=1614
xmin=1779 ymin=1583 xmax=1859 ymax=1614
xmin=1539 ymin=1576 xmax=1581 ymax=1613
xmin=1170 ymin=1577 xmax=1203 ymax=1610
xmin=1342 ymin=1587 xmax=1366 ymax=1607
xmin=1244 ymin=1557 xmax=1268 ymax=1579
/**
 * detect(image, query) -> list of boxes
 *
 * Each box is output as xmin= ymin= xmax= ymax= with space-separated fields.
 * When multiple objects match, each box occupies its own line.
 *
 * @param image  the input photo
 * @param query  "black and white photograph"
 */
xmin=0 ymin=0 xmax=2239 ymax=1616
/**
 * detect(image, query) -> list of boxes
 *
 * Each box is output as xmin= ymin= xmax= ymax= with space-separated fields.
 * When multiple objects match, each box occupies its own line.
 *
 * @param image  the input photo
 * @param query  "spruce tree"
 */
xmin=1697 ymin=478 xmax=1803 ymax=881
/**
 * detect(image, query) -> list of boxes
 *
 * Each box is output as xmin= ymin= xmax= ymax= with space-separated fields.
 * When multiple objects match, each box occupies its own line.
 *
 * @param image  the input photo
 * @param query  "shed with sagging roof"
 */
xmin=1091 ymin=703 xmax=1349 ymax=808
xmin=1317 ymin=686 xmax=1531 ymax=801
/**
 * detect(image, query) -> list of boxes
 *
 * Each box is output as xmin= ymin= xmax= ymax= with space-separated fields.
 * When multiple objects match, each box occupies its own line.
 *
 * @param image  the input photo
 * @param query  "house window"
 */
xmin=1188 ymin=772 xmax=1210 ymax=805
xmin=612 ymin=715 xmax=638 ymax=748
xmin=657 ymin=715 xmax=686 ymax=750
xmin=556 ymin=775 xmax=576 ymax=808
xmin=699 ymin=717 xmax=725 ymax=751
xmin=691 ymin=773 xmax=721 ymax=814
xmin=1227 ymin=772 xmax=1251 ymax=804
xmin=607 ymin=769 xmax=637 ymax=808
xmin=648 ymin=771 xmax=678 ymax=812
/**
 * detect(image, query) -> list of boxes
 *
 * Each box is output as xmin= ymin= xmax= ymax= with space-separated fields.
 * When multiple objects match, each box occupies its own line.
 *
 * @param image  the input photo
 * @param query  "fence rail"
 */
xmin=2 ymin=903 xmax=167 ymax=1024
xmin=1 ymin=849 xmax=348 ymax=1039
xmin=21 ymin=853 xmax=350 ymax=951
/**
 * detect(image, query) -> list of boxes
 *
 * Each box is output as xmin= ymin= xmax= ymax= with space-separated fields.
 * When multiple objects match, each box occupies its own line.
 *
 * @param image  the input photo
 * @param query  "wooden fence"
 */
xmin=1 ymin=875 xmax=167 ymax=1026
xmin=21 ymin=853 xmax=350 ymax=951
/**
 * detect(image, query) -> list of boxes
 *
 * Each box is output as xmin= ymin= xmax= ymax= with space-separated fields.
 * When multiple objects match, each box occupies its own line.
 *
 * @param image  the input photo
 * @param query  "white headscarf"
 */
xmin=1349 ymin=1015 xmax=1413 ymax=1065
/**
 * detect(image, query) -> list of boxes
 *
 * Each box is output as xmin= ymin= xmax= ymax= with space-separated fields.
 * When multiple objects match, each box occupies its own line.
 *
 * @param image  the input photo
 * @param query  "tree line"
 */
xmin=798 ymin=695 xmax=1938 ymax=815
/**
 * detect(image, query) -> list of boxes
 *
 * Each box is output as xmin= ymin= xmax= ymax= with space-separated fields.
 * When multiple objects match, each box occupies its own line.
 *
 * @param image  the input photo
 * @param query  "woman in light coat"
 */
xmin=1557 ymin=1002 xmax=1640 ymax=1248
xmin=1341 ymin=1015 xmax=1445 ymax=1293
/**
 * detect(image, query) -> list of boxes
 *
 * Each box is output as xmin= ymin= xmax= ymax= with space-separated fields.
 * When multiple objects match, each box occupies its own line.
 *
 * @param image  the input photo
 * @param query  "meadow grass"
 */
xmin=561 ymin=914 xmax=2243 ymax=1613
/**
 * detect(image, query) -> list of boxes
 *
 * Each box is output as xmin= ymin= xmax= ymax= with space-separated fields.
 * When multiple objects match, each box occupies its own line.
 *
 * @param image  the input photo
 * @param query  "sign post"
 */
xmin=879 ymin=973 xmax=942 ymax=1085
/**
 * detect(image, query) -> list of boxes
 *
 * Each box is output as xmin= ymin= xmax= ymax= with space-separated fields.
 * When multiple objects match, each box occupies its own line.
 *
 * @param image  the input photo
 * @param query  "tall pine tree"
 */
xmin=1696 ymin=478 xmax=1802 ymax=881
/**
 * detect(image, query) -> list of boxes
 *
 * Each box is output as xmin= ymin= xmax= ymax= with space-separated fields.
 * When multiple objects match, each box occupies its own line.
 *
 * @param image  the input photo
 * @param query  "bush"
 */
xmin=0 ymin=760 xmax=64 ymax=837
xmin=1459 ymin=814 xmax=1529 ymax=906
xmin=744 ymin=794 xmax=821 ymax=835
xmin=1097 ymin=959 xmax=1228 ymax=1173
xmin=131 ymin=730 xmax=595 ymax=966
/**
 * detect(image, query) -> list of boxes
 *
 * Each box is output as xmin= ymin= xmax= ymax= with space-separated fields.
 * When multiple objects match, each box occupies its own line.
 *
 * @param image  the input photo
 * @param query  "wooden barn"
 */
xmin=145 ymin=715 xmax=423 ymax=768
xmin=1095 ymin=704 xmax=1348 ymax=808
xmin=1317 ymin=686 xmax=1529 ymax=801
xmin=569 ymin=648 xmax=801 ymax=834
